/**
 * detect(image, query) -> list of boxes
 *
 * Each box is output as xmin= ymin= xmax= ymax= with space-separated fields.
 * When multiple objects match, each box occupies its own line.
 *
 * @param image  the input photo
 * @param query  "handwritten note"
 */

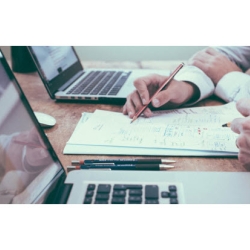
xmin=65 ymin=102 xmax=242 ymax=155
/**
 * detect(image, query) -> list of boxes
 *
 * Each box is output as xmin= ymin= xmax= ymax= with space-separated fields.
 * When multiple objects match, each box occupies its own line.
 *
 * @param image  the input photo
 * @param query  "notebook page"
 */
xmin=66 ymin=102 xmax=242 ymax=153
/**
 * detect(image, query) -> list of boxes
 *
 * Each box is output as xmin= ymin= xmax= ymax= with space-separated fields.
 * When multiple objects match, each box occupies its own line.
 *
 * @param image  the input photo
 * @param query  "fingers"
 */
xmin=134 ymin=74 xmax=168 ymax=105
xmin=123 ymin=74 xmax=168 ymax=118
xmin=230 ymin=118 xmax=244 ymax=134
xmin=204 ymin=47 xmax=220 ymax=56
xmin=236 ymin=134 xmax=250 ymax=168
xmin=123 ymin=77 xmax=197 ymax=119
xmin=123 ymin=90 xmax=152 ymax=118
xmin=231 ymin=116 xmax=250 ymax=134
xmin=188 ymin=47 xmax=214 ymax=64
xmin=236 ymin=98 xmax=250 ymax=117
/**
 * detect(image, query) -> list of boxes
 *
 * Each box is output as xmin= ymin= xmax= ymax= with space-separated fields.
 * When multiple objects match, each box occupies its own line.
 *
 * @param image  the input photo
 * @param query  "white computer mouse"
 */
xmin=34 ymin=112 xmax=56 ymax=128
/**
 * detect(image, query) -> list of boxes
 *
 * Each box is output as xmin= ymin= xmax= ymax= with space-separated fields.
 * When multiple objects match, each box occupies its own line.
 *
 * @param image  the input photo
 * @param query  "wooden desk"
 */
xmin=14 ymin=61 xmax=247 ymax=173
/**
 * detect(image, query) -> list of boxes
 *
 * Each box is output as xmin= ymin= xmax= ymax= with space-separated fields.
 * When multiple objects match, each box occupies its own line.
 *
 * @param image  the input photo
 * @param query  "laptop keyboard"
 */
xmin=66 ymin=70 xmax=131 ymax=96
xmin=83 ymin=183 xmax=183 ymax=204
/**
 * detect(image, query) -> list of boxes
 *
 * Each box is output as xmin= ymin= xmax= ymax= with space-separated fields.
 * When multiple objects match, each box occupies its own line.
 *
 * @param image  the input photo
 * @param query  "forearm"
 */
xmin=213 ymin=46 xmax=250 ymax=72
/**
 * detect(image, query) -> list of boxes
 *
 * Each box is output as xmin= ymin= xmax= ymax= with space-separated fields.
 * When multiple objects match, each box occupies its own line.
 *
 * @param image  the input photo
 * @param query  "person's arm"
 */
xmin=188 ymin=46 xmax=250 ymax=102
xmin=123 ymin=65 xmax=215 ymax=118
xmin=214 ymin=46 xmax=250 ymax=71
xmin=231 ymin=98 xmax=250 ymax=169
xmin=214 ymin=47 xmax=250 ymax=102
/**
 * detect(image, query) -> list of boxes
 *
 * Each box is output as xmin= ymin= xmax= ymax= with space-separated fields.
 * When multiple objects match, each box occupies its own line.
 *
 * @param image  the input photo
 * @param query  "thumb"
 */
xmin=236 ymin=98 xmax=250 ymax=117
xmin=151 ymin=90 xmax=170 ymax=108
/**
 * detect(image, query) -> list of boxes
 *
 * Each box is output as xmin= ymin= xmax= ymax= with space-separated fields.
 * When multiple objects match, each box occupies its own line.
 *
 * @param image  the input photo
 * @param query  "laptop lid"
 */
xmin=0 ymin=49 xmax=66 ymax=204
xmin=27 ymin=46 xmax=83 ymax=99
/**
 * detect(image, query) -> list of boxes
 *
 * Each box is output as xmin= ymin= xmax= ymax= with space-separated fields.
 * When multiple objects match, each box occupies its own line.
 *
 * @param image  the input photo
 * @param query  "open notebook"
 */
xmin=64 ymin=102 xmax=241 ymax=156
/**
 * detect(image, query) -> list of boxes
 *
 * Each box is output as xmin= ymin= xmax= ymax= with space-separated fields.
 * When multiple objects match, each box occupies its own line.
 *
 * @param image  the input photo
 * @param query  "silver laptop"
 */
xmin=27 ymin=46 xmax=168 ymax=103
xmin=1 ymin=49 xmax=250 ymax=204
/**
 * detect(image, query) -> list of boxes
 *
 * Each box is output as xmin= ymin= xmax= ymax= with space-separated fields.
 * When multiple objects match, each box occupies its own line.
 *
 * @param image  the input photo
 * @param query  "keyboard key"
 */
xmin=145 ymin=185 xmax=159 ymax=199
xmin=87 ymin=184 xmax=96 ymax=191
xmin=97 ymin=184 xmax=111 ymax=193
xmin=113 ymin=190 xmax=126 ymax=197
xmin=161 ymin=191 xmax=170 ymax=198
xmin=96 ymin=193 xmax=109 ymax=201
xmin=129 ymin=189 xmax=142 ymax=196
xmin=125 ymin=185 xmax=143 ymax=189
xmin=85 ymin=191 xmax=94 ymax=197
xmin=169 ymin=185 xmax=177 ymax=192
xmin=83 ymin=197 xmax=92 ymax=204
xmin=94 ymin=200 xmax=108 ymax=204
xmin=129 ymin=196 xmax=142 ymax=204
xmin=113 ymin=184 xmax=127 ymax=190
xmin=111 ymin=198 xmax=126 ymax=204
xmin=145 ymin=199 xmax=159 ymax=204
xmin=169 ymin=192 xmax=177 ymax=198
xmin=170 ymin=198 xmax=178 ymax=204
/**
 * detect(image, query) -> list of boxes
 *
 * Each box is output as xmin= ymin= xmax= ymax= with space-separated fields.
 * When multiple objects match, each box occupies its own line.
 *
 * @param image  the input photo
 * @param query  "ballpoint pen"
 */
xmin=130 ymin=62 xmax=185 ymax=123
xmin=71 ymin=158 xmax=176 ymax=165
xmin=67 ymin=163 xmax=175 ymax=171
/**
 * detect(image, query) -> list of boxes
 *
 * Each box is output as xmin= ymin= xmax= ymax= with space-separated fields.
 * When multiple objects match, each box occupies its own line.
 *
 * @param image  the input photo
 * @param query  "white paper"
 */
xmin=64 ymin=102 xmax=242 ymax=156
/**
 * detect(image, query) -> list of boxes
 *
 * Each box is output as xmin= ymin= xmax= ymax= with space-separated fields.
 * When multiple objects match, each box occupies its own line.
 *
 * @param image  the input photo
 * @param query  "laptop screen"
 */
xmin=0 ymin=50 xmax=64 ymax=204
xmin=30 ymin=46 xmax=78 ymax=81
xmin=28 ymin=46 xmax=83 ymax=98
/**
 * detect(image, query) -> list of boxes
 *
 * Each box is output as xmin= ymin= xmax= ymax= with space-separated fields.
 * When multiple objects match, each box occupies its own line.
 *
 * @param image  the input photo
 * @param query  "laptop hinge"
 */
xmin=58 ymin=71 xmax=84 ymax=91
xmin=53 ymin=183 xmax=73 ymax=204
xmin=45 ymin=172 xmax=73 ymax=204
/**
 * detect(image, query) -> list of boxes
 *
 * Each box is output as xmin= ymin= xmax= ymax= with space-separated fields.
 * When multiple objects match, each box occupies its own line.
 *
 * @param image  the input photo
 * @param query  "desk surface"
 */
xmin=14 ymin=60 xmax=247 ymax=173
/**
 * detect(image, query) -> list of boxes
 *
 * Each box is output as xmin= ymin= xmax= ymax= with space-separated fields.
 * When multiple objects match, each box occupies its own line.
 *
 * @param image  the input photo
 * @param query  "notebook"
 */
xmin=1 ymin=49 xmax=250 ymax=204
xmin=27 ymin=46 xmax=168 ymax=103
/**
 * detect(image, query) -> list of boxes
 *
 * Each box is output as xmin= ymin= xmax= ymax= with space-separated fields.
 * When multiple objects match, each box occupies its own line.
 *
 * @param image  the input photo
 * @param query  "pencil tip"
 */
xmin=130 ymin=117 xmax=136 ymax=124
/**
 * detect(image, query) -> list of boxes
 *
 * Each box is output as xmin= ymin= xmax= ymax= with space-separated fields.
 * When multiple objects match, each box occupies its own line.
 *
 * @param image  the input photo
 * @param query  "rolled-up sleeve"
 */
xmin=174 ymin=65 xmax=215 ymax=105
xmin=215 ymin=72 xmax=250 ymax=102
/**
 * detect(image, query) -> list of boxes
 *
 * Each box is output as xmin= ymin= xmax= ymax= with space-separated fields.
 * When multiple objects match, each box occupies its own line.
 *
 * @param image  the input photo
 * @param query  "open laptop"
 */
xmin=1 ymin=49 xmax=250 ymax=204
xmin=27 ymin=46 xmax=168 ymax=103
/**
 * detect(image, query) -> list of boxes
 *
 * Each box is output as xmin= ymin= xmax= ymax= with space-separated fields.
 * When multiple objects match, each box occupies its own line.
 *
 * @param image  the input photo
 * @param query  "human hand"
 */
xmin=7 ymin=127 xmax=52 ymax=173
xmin=188 ymin=47 xmax=242 ymax=85
xmin=230 ymin=98 xmax=250 ymax=169
xmin=123 ymin=74 xmax=198 ymax=118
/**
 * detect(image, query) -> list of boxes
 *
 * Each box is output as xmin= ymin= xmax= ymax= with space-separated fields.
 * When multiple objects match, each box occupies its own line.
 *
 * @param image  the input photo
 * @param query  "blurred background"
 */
xmin=0 ymin=46 xmax=206 ymax=61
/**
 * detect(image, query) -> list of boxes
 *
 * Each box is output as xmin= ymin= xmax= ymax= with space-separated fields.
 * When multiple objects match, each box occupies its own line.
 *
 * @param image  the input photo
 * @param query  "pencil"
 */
xmin=130 ymin=62 xmax=185 ymax=123
xmin=222 ymin=122 xmax=231 ymax=128
xmin=71 ymin=159 xmax=176 ymax=165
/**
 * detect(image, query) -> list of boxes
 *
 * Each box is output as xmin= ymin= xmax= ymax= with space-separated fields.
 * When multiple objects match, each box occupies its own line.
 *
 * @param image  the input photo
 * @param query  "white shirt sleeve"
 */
xmin=174 ymin=65 xmax=215 ymax=105
xmin=215 ymin=72 xmax=250 ymax=102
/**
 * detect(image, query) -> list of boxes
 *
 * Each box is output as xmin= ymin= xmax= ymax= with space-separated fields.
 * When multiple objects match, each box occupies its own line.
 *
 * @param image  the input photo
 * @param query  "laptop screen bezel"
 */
xmin=0 ymin=49 xmax=66 ymax=203
xmin=27 ymin=46 xmax=84 ymax=99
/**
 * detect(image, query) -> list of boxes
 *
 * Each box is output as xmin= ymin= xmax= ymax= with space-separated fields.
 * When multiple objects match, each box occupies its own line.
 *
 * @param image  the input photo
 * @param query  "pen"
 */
xmin=67 ymin=163 xmax=175 ymax=171
xmin=71 ymin=158 xmax=176 ymax=165
xmin=130 ymin=62 xmax=185 ymax=123
xmin=222 ymin=122 xmax=231 ymax=127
